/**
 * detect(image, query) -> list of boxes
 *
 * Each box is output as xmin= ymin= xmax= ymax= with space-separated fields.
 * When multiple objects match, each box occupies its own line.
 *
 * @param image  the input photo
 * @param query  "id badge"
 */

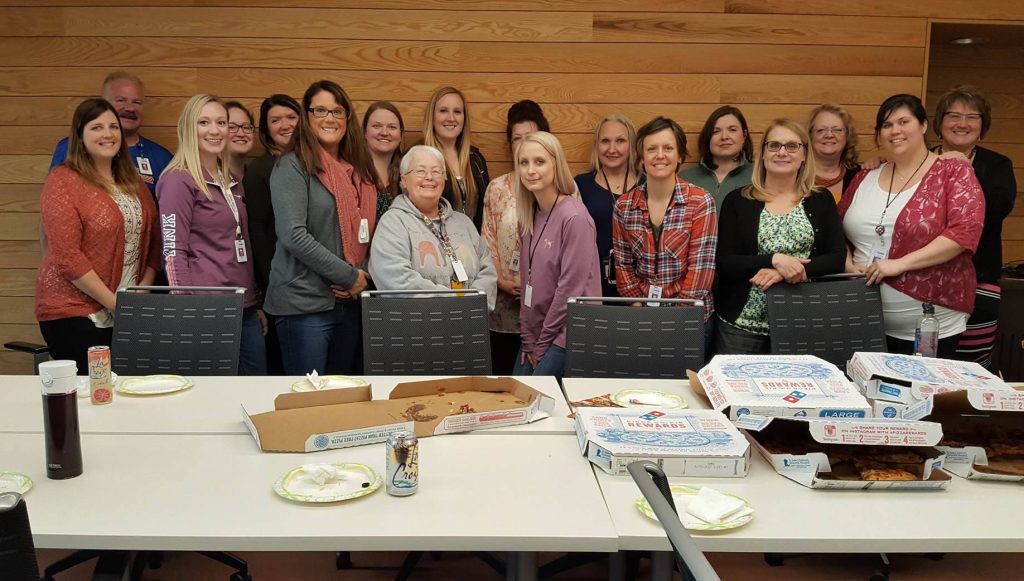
xmin=509 ymin=249 xmax=521 ymax=272
xmin=646 ymin=284 xmax=663 ymax=307
xmin=358 ymin=218 xmax=370 ymax=244
xmin=234 ymin=238 xmax=248 ymax=263
xmin=451 ymin=259 xmax=469 ymax=282
xmin=136 ymin=156 xmax=153 ymax=176
xmin=869 ymin=240 xmax=888 ymax=264
xmin=523 ymin=284 xmax=533 ymax=308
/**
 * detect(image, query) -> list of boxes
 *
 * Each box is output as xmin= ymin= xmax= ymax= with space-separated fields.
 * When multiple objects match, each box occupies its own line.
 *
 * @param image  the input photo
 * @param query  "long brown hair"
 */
xmin=422 ymin=86 xmax=478 ymax=209
xmin=64 ymin=98 xmax=141 ymax=197
xmin=362 ymin=100 xmax=405 ymax=201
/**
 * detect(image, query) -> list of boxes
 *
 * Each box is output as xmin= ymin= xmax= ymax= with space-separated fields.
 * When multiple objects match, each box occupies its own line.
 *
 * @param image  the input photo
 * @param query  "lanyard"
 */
xmin=420 ymin=213 xmax=456 ymax=265
xmin=210 ymin=174 xmax=241 ymax=238
xmin=526 ymin=194 xmax=563 ymax=283
xmin=600 ymin=168 xmax=631 ymax=201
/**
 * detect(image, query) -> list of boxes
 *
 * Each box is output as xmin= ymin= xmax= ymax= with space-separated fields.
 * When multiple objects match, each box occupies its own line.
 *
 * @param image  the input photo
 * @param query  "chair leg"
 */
xmin=336 ymin=551 xmax=352 ymax=569
xmin=42 ymin=549 xmax=102 ymax=579
xmin=764 ymin=552 xmax=785 ymax=566
xmin=395 ymin=551 xmax=424 ymax=581
xmin=197 ymin=551 xmax=250 ymax=580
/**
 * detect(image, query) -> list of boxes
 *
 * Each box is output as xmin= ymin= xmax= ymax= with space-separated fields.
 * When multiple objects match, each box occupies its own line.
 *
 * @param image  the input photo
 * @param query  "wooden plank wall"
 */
xmin=1 ymin=0 xmax=1022 ymax=373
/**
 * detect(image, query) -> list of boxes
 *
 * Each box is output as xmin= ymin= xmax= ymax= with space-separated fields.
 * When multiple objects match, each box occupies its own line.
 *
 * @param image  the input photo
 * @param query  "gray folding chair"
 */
xmin=360 ymin=289 xmax=491 ymax=375
xmin=564 ymin=297 xmax=705 ymax=379
xmin=111 ymin=286 xmax=245 ymax=376
xmin=766 ymin=274 xmax=887 ymax=368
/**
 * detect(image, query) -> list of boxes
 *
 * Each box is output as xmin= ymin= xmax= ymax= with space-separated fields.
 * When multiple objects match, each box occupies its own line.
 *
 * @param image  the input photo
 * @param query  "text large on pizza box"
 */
xmin=242 ymin=377 xmax=555 ymax=452
xmin=696 ymin=355 xmax=870 ymax=421
xmin=575 ymin=407 xmax=750 ymax=477
xmin=928 ymin=386 xmax=1024 ymax=482
xmin=848 ymin=352 xmax=1010 ymax=405
xmin=745 ymin=417 xmax=950 ymax=490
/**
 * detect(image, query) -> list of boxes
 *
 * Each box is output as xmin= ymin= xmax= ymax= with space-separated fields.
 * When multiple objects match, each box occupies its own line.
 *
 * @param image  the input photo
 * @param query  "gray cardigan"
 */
xmin=263 ymin=153 xmax=361 ymax=316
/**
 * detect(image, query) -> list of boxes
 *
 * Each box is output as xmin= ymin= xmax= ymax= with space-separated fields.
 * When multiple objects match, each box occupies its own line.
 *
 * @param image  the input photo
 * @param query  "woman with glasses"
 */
xmin=715 ymin=119 xmax=846 ymax=354
xmin=840 ymin=94 xmax=984 ymax=357
xmin=157 ymin=94 xmax=266 ymax=374
xmin=680 ymin=105 xmax=754 ymax=208
xmin=422 ymin=86 xmax=490 ymax=229
xmin=807 ymin=104 xmax=861 ymax=203
xmin=225 ymin=101 xmax=256 ymax=179
xmin=369 ymin=145 xmax=496 ymax=308
xmin=613 ymin=117 xmax=717 ymax=351
xmin=930 ymin=86 xmax=1016 ymax=367
xmin=362 ymin=101 xmax=406 ymax=221
xmin=265 ymin=80 xmax=378 ymax=375
xmin=35 ymin=98 xmax=161 ymax=372
xmin=575 ymin=114 xmax=638 ymax=298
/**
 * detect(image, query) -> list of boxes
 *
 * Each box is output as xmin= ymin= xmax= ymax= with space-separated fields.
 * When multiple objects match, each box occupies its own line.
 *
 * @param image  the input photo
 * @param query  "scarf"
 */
xmin=316 ymin=147 xmax=378 ymax=268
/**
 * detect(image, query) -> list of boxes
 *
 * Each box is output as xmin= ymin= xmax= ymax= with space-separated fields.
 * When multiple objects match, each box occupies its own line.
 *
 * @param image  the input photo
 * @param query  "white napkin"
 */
xmin=305 ymin=370 xmax=324 ymax=391
xmin=300 ymin=463 xmax=352 ymax=486
xmin=685 ymin=486 xmax=752 ymax=525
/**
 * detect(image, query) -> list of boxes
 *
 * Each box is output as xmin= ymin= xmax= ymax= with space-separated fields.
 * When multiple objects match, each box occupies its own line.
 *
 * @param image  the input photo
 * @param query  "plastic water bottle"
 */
xmin=914 ymin=303 xmax=939 ymax=358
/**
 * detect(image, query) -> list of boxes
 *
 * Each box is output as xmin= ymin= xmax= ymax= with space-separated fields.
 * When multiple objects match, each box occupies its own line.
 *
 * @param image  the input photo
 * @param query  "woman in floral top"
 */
xmin=481 ymin=100 xmax=550 ymax=374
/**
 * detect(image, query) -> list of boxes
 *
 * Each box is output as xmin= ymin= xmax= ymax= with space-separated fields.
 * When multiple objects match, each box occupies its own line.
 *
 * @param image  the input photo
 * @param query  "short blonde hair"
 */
xmin=744 ymin=118 xmax=817 ymax=201
xmin=515 ymin=131 xmax=576 ymax=235
xmin=587 ymin=114 xmax=637 ymax=174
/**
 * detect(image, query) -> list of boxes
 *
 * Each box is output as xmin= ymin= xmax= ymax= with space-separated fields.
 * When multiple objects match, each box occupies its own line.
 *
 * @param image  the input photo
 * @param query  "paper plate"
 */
xmin=613 ymin=389 xmax=687 ymax=409
xmin=291 ymin=375 xmax=369 ymax=392
xmin=115 ymin=375 xmax=193 ymax=395
xmin=0 ymin=472 xmax=33 ymax=495
xmin=635 ymin=485 xmax=752 ymax=531
xmin=273 ymin=463 xmax=381 ymax=503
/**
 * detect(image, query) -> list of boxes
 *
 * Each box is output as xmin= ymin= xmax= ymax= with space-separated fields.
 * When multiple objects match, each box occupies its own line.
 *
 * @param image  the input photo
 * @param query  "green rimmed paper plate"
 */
xmin=635 ymin=484 xmax=752 ymax=531
xmin=612 ymin=389 xmax=687 ymax=409
xmin=116 ymin=375 xmax=193 ymax=395
xmin=273 ymin=462 xmax=382 ymax=503
xmin=291 ymin=375 xmax=369 ymax=392
xmin=0 ymin=471 xmax=33 ymax=495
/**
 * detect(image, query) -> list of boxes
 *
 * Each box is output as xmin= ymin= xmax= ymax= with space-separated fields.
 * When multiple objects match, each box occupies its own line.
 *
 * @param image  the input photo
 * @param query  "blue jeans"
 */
xmin=512 ymin=344 xmax=566 ymax=381
xmin=275 ymin=301 xmax=363 ymax=376
xmin=239 ymin=308 xmax=268 ymax=375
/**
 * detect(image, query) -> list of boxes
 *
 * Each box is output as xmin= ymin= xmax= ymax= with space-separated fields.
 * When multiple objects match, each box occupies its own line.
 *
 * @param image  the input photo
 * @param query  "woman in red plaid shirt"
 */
xmin=612 ymin=117 xmax=718 ymax=351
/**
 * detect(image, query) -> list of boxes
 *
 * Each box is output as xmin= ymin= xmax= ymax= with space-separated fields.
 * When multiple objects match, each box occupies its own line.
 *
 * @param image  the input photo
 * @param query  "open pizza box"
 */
xmin=927 ymin=386 xmax=1024 ymax=482
xmin=692 ymin=355 xmax=871 ymax=422
xmin=847 ymin=352 xmax=1010 ymax=405
xmin=242 ymin=377 xmax=555 ymax=452
xmin=743 ymin=417 xmax=951 ymax=490
xmin=574 ymin=407 xmax=749 ymax=477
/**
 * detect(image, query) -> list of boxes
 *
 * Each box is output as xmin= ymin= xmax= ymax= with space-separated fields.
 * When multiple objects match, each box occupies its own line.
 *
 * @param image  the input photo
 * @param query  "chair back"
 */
xmin=766 ymin=275 xmax=886 ymax=367
xmin=361 ymin=289 xmax=491 ymax=375
xmin=564 ymin=297 xmax=705 ymax=379
xmin=112 ymin=286 xmax=245 ymax=375
xmin=0 ymin=492 xmax=39 ymax=581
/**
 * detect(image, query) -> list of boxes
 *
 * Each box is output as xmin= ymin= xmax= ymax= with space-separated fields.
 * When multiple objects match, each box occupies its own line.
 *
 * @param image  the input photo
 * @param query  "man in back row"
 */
xmin=49 ymin=71 xmax=173 ymax=197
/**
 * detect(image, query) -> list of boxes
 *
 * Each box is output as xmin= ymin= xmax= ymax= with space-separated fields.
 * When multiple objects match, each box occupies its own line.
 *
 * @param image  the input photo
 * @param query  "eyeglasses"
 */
xmin=813 ymin=127 xmax=846 ymax=136
xmin=228 ymin=123 xmax=255 ymax=135
xmin=308 ymin=107 xmax=347 ymax=119
xmin=406 ymin=168 xmax=445 ymax=180
xmin=765 ymin=141 xmax=804 ymax=153
xmin=944 ymin=112 xmax=983 ymax=123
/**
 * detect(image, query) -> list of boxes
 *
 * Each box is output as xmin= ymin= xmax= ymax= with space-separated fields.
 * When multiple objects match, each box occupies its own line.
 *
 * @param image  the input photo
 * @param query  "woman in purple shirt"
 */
xmin=157 ymin=94 xmax=266 ymax=375
xmin=514 ymin=132 xmax=601 ymax=380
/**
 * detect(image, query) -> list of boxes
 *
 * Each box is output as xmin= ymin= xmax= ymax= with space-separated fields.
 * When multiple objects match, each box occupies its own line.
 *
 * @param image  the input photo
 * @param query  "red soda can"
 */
xmin=88 ymin=346 xmax=113 ymax=405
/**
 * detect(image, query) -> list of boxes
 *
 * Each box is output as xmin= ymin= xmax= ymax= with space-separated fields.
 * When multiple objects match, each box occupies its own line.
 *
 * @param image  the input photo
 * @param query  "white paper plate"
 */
xmin=116 ymin=375 xmax=193 ymax=395
xmin=0 ymin=471 xmax=33 ymax=495
xmin=635 ymin=485 xmax=752 ymax=531
xmin=612 ymin=389 xmax=687 ymax=409
xmin=291 ymin=375 xmax=369 ymax=392
xmin=273 ymin=463 xmax=381 ymax=503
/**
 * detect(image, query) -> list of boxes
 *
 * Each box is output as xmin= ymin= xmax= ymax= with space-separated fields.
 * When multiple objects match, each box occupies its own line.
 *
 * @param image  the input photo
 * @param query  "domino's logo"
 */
xmin=314 ymin=434 xmax=330 ymax=449
xmin=782 ymin=390 xmax=807 ymax=404
xmin=882 ymin=406 xmax=897 ymax=418
xmin=639 ymin=410 xmax=666 ymax=421
xmin=962 ymin=371 xmax=992 ymax=381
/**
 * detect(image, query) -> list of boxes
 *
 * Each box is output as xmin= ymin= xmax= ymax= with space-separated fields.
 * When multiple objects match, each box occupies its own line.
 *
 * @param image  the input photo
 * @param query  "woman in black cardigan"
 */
xmin=715 ymin=119 xmax=846 ymax=354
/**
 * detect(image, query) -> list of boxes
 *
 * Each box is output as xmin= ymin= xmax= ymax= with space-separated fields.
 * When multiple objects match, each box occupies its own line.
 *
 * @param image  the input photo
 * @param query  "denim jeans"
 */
xmin=512 ymin=344 xmax=566 ymax=381
xmin=275 ymin=301 xmax=363 ymax=376
xmin=238 ymin=308 xmax=268 ymax=375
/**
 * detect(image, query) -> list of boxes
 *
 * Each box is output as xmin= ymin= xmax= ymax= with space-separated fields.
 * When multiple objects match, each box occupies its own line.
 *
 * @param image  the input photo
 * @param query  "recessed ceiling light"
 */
xmin=951 ymin=37 xmax=989 ymax=45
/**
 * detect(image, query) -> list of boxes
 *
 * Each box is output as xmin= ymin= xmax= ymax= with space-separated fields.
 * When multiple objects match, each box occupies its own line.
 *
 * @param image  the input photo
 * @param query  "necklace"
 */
xmin=815 ymin=166 xmax=845 ymax=188
xmin=875 ymin=152 xmax=929 ymax=236
xmin=599 ymin=167 xmax=630 ymax=198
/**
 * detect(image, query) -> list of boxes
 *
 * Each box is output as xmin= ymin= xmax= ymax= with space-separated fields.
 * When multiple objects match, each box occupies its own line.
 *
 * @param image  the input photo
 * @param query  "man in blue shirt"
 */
xmin=49 ymin=71 xmax=173 ymax=198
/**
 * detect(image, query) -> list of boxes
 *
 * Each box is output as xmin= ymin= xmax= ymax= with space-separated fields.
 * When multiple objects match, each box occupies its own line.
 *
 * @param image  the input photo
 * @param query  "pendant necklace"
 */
xmin=875 ymin=152 xmax=929 ymax=236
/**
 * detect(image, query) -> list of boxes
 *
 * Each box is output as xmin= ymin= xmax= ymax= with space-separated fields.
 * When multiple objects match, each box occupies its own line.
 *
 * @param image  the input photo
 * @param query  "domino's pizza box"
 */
xmin=871 ymin=397 xmax=934 ymax=421
xmin=745 ymin=417 xmax=950 ymax=490
xmin=574 ymin=407 xmax=750 ymax=477
xmin=242 ymin=376 xmax=554 ymax=452
xmin=695 ymin=355 xmax=871 ymax=421
xmin=848 ymin=352 xmax=1010 ymax=405
xmin=928 ymin=386 xmax=1024 ymax=482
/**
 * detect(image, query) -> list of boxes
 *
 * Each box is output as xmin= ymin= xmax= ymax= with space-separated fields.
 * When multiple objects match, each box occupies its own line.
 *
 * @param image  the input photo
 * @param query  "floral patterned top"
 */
xmin=481 ymin=172 xmax=521 ymax=333
xmin=734 ymin=205 xmax=814 ymax=335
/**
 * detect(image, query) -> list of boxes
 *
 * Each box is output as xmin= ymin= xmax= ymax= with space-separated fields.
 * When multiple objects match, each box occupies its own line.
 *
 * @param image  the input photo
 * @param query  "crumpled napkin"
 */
xmin=300 ymin=464 xmax=353 ymax=486
xmin=305 ymin=370 xmax=325 ymax=391
xmin=683 ymin=486 xmax=754 ymax=525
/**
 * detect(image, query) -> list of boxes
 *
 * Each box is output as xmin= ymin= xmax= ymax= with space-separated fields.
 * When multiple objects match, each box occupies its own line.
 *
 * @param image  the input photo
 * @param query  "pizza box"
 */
xmin=871 ymin=397 xmax=934 ymax=421
xmin=927 ymin=386 xmax=1024 ymax=482
xmin=847 ymin=352 xmax=1010 ymax=405
xmin=745 ymin=417 xmax=950 ymax=490
xmin=695 ymin=355 xmax=871 ymax=421
xmin=574 ymin=407 xmax=750 ymax=477
xmin=242 ymin=377 xmax=555 ymax=452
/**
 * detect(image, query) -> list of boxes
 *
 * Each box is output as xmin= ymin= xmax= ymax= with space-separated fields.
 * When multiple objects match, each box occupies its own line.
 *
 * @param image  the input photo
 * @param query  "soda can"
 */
xmin=385 ymin=431 xmax=418 ymax=496
xmin=87 ymin=346 xmax=114 ymax=405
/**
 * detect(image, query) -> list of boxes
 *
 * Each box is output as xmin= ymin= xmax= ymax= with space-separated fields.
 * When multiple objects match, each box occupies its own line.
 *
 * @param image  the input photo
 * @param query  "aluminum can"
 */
xmin=87 ymin=345 xmax=114 ymax=405
xmin=385 ymin=431 xmax=418 ymax=496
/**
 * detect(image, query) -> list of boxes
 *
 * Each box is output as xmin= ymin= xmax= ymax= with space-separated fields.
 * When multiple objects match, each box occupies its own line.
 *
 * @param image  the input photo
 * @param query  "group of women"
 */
xmin=35 ymin=81 xmax=1015 ymax=379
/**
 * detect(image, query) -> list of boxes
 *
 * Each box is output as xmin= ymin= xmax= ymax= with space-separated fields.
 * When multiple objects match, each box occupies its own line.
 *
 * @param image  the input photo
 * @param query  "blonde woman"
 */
xmin=157 ymin=94 xmax=265 ymax=374
xmin=514 ymin=132 xmax=601 ymax=380
xmin=422 ymin=86 xmax=489 ymax=229
xmin=715 ymin=118 xmax=846 ymax=354
xmin=807 ymin=104 xmax=861 ymax=202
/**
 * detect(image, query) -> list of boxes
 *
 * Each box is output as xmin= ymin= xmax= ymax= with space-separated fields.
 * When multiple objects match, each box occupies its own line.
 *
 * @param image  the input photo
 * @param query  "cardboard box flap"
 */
xmin=803 ymin=418 xmax=942 ymax=446
xmin=389 ymin=376 xmax=553 ymax=410
xmin=273 ymin=385 xmax=372 ymax=410
xmin=244 ymin=399 xmax=412 ymax=451
xmin=930 ymin=385 xmax=1024 ymax=416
